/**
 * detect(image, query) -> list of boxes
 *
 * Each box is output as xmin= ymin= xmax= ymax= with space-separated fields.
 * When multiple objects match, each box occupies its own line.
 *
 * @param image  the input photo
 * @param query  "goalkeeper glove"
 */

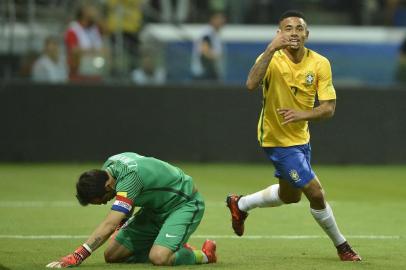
xmin=46 ymin=244 xmax=92 ymax=268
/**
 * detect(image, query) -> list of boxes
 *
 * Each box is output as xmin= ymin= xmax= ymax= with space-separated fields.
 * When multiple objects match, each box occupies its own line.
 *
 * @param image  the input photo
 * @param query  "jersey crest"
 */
xmin=305 ymin=71 xmax=315 ymax=86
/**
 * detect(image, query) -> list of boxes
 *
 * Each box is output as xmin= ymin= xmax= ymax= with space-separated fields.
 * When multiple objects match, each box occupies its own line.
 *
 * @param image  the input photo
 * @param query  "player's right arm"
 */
xmin=46 ymin=209 xmax=127 ymax=268
xmin=84 ymin=210 xmax=127 ymax=251
xmin=246 ymin=31 xmax=297 ymax=91
xmin=46 ymin=210 xmax=126 ymax=268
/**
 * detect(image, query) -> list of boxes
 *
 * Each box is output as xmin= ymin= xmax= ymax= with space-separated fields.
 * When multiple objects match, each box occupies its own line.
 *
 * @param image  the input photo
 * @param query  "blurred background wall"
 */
xmin=1 ymin=0 xmax=405 ymax=163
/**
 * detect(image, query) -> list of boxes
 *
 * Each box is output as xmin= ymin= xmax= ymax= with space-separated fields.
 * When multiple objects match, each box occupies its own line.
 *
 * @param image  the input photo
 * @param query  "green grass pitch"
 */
xmin=1 ymin=163 xmax=405 ymax=270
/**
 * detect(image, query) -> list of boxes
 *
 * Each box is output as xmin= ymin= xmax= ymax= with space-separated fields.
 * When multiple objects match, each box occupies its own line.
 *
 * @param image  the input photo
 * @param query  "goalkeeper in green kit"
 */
xmin=46 ymin=152 xmax=216 ymax=268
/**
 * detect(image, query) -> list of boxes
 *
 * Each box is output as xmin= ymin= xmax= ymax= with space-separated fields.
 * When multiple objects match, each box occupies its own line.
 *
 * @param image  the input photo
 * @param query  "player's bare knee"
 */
xmin=290 ymin=196 xmax=302 ymax=204
xmin=149 ymin=251 xmax=171 ymax=266
xmin=280 ymin=193 xmax=302 ymax=204
xmin=104 ymin=251 xmax=119 ymax=263
xmin=282 ymin=196 xmax=301 ymax=204
xmin=104 ymin=256 xmax=114 ymax=263
xmin=308 ymin=191 xmax=326 ymax=209
xmin=149 ymin=256 xmax=170 ymax=266
xmin=312 ymin=190 xmax=325 ymax=203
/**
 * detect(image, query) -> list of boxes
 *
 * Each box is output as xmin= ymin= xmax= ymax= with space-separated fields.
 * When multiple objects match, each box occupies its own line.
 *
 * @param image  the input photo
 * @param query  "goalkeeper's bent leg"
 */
xmin=173 ymin=247 xmax=211 ymax=265
xmin=173 ymin=239 xmax=216 ymax=265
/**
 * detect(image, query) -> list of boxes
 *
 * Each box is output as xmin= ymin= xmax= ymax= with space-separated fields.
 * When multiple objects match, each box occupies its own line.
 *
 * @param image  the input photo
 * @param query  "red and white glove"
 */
xmin=46 ymin=245 xmax=92 ymax=268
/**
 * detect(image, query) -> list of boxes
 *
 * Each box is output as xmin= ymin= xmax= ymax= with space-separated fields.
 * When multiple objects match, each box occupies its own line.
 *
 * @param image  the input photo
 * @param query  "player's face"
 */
xmin=279 ymin=17 xmax=309 ymax=51
xmin=90 ymin=189 xmax=116 ymax=205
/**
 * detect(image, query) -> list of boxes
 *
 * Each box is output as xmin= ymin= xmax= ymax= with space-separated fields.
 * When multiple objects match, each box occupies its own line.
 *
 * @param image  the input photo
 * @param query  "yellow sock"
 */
xmin=193 ymin=250 xmax=208 ymax=264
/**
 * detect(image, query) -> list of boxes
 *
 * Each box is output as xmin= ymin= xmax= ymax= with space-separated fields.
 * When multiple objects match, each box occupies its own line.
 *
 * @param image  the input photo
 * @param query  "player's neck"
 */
xmin=283 ymin=47 xmax=306 ymax=64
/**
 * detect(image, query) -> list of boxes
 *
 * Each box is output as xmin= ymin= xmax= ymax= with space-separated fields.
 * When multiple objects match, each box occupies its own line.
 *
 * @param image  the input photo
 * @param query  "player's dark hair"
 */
xmin=76 ymin=169 xmax=109 ymax=206
xmin=279 ymin=10 xmax=306 ymax=23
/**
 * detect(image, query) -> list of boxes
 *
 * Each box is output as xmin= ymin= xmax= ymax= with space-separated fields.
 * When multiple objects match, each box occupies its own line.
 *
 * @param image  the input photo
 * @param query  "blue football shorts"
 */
xmin=263 ymin=143 xmax=316 ymax=188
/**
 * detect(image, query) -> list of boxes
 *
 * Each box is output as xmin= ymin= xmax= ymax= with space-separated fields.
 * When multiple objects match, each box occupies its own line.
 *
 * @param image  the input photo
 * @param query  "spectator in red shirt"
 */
xmin=65 ymin=4 xmax=109 ymax=82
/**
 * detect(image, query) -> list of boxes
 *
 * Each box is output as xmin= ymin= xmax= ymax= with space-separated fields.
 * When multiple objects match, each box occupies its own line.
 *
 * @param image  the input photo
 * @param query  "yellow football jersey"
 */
xmin=257 ymin=48 xmax=336 ymax=147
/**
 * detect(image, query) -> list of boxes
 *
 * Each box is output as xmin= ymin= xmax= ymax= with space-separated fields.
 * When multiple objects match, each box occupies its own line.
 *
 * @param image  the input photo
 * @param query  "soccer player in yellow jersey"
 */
xmin=226 ymin=10 xmax=361 ymax=261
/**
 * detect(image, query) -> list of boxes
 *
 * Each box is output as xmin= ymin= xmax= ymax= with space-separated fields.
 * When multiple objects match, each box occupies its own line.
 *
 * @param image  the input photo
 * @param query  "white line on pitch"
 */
xmin=0 ymin=235 xmax=401 ymax=240
xmin=192 ymin=235 xmax=402 ymax=240
xmin=0 ymin=201 xmax=335 ymax=208
xmin=0 ymin=201 xmax=78 ymax=207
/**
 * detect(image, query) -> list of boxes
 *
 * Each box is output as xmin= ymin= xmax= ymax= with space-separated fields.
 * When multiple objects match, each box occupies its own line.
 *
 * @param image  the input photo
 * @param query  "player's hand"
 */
xmin=277 ymin=108 xmax=308 ymax=125
xmin=46 ymin=253 xmax=83 ymax=268
xmin=46 ymin=245 xmax=91 ymax=268
xmin=267 ymin=31 xmax=298 ymax=52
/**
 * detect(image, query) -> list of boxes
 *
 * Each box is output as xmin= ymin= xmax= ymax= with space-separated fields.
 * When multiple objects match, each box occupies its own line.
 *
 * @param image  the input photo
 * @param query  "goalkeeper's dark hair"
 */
xmin=76 ymin=169 xmax=109 ymax=206
xmin=279 ymin=10 xmax=306 ymax=23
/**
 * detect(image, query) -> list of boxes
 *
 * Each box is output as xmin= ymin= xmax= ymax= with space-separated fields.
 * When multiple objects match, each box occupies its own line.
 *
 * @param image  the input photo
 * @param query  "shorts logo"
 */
xmin=165 ymin=233 xmax=178 ymax=238
xmin=289 ymin=169 xmax=301 ymax=182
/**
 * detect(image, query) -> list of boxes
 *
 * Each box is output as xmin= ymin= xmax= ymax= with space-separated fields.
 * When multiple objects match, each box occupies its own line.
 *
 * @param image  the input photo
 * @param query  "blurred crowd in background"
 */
xmin=1 ymin=0 xmax=406 ymax=86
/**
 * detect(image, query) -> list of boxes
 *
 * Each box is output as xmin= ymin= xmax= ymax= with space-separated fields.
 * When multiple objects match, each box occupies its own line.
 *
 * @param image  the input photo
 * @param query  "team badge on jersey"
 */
xmin=111 ymin=195 xmax=133 ymax=215
xmin=289 ymin=169 xmax=301 ymax=182
xmin=305 ymin=71 xmax=315 ymax=86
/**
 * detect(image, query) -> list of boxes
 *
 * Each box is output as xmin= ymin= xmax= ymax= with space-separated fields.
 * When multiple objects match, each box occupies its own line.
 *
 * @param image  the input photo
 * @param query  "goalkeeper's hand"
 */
xmin=46 ymin=245 xmax=91 ymax=268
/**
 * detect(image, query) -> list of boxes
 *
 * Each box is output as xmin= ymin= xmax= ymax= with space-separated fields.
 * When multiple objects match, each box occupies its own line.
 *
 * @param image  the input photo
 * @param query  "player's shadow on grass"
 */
xmin=0 ymin=264 xmax=11 ymax=270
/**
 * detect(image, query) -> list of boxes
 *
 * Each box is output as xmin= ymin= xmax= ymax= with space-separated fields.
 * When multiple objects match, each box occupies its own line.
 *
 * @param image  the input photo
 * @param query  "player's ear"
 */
xmin=104 ymin=175 xmax=113 ymax=190
xmin=305 ymin=30 xmax=309 ymax=40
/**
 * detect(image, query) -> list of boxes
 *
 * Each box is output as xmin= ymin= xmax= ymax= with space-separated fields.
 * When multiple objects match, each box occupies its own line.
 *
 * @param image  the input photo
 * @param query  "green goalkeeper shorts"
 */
xmin=114 ymin=192 xmax=205 ymax=263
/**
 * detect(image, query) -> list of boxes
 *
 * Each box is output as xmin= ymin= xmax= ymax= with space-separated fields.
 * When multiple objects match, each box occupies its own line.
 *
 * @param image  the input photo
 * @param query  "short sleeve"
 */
xmin=317 ymin=58 xmax=336 ymax=100
xmin=103 ymin=160 xmax=143 ymax=215
xmin=255 ymin=53 xmax=264 ymax=63
xmin=114 ymin=168 xmax=143 ymax=202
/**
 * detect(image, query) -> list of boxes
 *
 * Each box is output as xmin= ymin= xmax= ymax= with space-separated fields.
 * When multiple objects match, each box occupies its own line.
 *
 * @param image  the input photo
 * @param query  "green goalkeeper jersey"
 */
xmin=102 ymin=152 xmax=195 ymax=215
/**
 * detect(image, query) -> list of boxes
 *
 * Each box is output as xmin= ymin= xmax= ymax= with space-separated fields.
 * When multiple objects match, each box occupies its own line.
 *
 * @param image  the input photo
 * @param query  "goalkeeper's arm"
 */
xmin=46 ymin=210 xmax=126 ymax=268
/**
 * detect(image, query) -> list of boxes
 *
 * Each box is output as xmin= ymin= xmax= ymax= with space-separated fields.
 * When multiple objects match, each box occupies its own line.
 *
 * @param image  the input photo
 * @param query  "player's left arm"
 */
xmin=83 ymin=210 xmax=126 ymax=251
xmin=278 ymin=58 xmax=336 ymax=125
xmin=277 ymin=99 xmax=336 ymax=125
xmin=46 ymin=210 xmax=126 ymax=268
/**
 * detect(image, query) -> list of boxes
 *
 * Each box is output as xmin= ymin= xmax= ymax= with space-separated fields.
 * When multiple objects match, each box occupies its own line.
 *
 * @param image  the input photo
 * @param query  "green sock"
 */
xmin=193 ymin=250 xmax=206 ymax=264
xmin=173 ymin=247 xmax=196 ymax=265
xmin=173 ymin=247 xmax=207 ymax=265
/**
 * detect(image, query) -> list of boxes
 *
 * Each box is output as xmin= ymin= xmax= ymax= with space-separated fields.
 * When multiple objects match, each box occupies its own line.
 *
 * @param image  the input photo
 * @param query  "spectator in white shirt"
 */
xmin=191 ymin=12 xmax=226 ymax=81
xmin=132 ymin=54 xmax=166 ymax=85
xmin=32 ymin=36 xmax=68 ymax=83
